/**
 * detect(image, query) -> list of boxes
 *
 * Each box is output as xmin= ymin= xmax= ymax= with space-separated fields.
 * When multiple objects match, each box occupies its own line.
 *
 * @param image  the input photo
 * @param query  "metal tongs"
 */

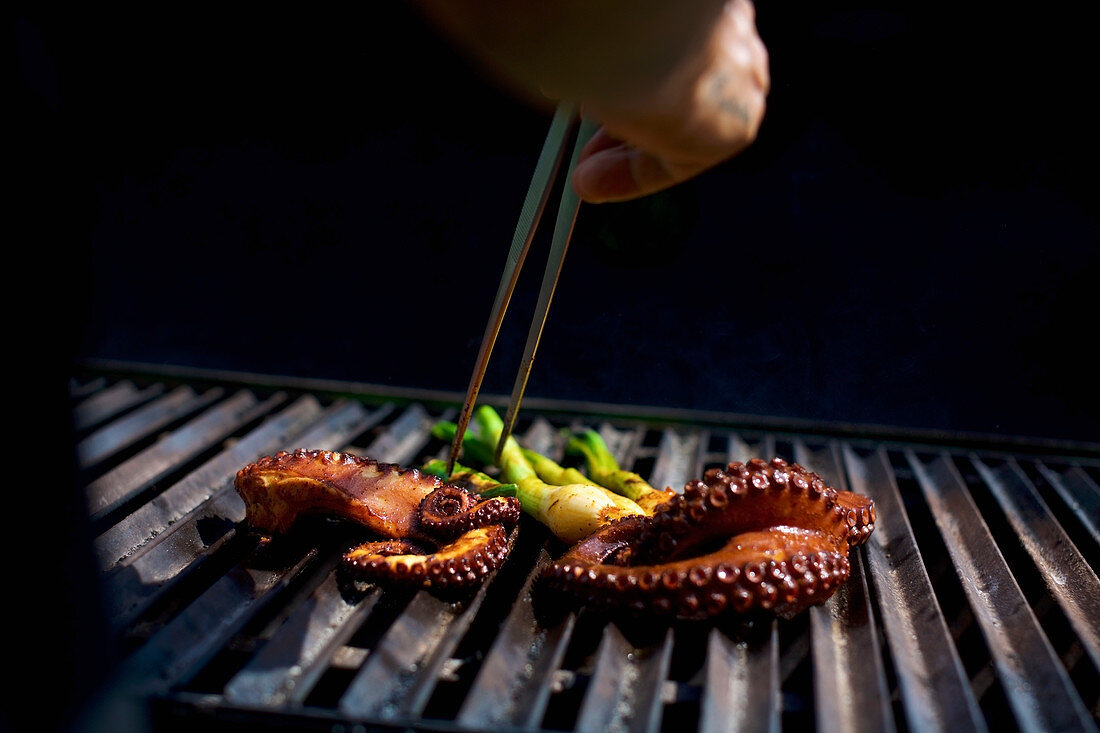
xmin=446 ymin=103 xmax=598 ymax=474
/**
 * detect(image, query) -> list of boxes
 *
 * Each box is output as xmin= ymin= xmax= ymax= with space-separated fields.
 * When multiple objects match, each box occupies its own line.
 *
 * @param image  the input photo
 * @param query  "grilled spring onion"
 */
xmin=520 ymin=447 xmax=647 ymax=516
xmin=420 ymin=458 xmax=518 ymax=498
xmin=430 ymin=422 xmax=495 ymax=467
xmin=434 ymin=407 xmax=645 ymax=543
xmin=564 ymin=429 xmax=675 ymax=513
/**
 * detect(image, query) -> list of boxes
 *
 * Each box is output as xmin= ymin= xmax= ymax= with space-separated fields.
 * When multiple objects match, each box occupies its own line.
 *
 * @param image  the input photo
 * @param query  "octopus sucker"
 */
xmin=540 ymin=457 xmax=874 ymax=620
xmin=343 ymin=525 xmax=511 ymax=590
xmin=418 ymin=484 xmax=521 ymax=536
xmin=234 ymin=449 xmax=521 ymax=590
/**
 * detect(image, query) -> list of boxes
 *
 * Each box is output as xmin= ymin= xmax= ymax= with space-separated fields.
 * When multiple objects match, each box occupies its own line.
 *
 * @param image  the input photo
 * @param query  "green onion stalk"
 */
xmin=564 ymin=429 xmax=675 ymax=513
xmin=420 ymin=458 xmax=517 ymax=498
xmin=433 ymin=406 xmax=645 ymax=543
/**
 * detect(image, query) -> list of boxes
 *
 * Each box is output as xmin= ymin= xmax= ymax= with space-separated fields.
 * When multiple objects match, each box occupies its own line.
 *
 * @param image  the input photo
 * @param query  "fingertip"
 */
xmin=578 ymin=126 xmax=622 ymax=160
xmin=573 ymin=147 xmax=679 ymax=204
xmin=573 ymin=148 xmax=641 ymax=204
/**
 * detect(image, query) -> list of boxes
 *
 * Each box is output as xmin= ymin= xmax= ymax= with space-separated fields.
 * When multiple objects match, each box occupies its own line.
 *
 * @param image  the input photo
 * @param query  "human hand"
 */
xmin=572 ymin=0 xmax=769 ymax=203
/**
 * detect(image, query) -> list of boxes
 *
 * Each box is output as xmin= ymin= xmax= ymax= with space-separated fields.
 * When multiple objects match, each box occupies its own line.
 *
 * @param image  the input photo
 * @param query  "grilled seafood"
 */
xmin=540 ymin=458 xmax=875 ymax=619
xmin=235 ymin=449 xmax=520 ymax=590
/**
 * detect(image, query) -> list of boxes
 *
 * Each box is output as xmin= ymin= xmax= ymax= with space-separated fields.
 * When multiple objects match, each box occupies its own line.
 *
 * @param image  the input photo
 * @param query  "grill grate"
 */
xmin=70 ymin=364 xmax=1100 ymax=733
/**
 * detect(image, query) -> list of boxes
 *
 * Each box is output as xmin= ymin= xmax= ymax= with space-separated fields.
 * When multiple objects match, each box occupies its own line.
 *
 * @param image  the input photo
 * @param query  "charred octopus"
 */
xmin=235 ymin=449 xmax=520 ymax=590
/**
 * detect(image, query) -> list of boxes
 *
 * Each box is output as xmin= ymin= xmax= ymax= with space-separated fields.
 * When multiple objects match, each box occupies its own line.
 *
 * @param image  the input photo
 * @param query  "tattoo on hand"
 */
xmin=709 ymin=72 xmax=751 ymax=125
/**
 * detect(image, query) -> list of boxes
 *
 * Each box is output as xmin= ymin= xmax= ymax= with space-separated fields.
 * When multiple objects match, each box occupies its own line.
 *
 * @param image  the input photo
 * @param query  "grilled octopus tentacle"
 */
xmin=344 ymin=525 xmax=512 ymax=590
xmin=419 ymin=485 xmax=522 ymax=536
xmin=540 ymin=457 xmax=875 ymax=619
xmin=234 ymin=449 xmax=520 ymax=590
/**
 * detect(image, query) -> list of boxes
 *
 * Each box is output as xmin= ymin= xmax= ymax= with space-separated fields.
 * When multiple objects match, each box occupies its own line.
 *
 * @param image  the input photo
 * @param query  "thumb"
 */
xmin=572 ymin=142 xmax=679 ymax=204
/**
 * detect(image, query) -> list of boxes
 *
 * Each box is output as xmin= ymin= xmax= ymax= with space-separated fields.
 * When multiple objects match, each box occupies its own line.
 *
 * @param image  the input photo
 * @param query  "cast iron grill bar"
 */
xmin=842 ymin=444 xmax=987 ymax=733
xmin=697 ymin=432 xmax=783 ymax=733
xmin=700 ymin=621 xmax=780 ymax=733
xmin=223 ymin=569 xmax=383 ymax=708
xmin=69 ymin=374 xmax=1100 ymax=733
xmin=94 ymin=393 xmax=316 ymax=572
xmin=795 ymin=441 xmax=894 ymax=733
xmin=112 ymin=540 xmax=324 ymax=702
xmin=572 ymin=427 xmax=705 ymax=733
xmin=336 ymin=570 xmax=497 ymax=723
xmin=597 ymin=421 xmax=646 ymax=472
xmin=1036 ymin=462 xmax=1100 ymax=544
xmin=73 ymin=378 xmax=164 ymax=432
xmin=972 ymin=456 xmax=1100 ymax=671
xmin=70 ymin=374 xmax=109 ymax=401
xmin=455 ymin=418 xmax=578 ymax=730
xmin=77 ymin=385 xmax=224 ymax=470
xmin=650 ymin=428 xmax=704 ymax=496
xmin=224 ymin=403 xmax=449 ymax=712
xmin=576 ymin=625 xmax=675 ymax=733
xmin=100 ymin=398 xmax=369 ymax=630
xmin=85 ymin=389 xmax=269 ymax=521
xmin=455 ymin=547 xmax=576 ymax=730
xmin=104 ymin=400 xmax=440 ymax=706
xmin=907 ymin=451 xmax=1097 ymax=732
xmin=234 ymin=402 xmax=453 ymax=721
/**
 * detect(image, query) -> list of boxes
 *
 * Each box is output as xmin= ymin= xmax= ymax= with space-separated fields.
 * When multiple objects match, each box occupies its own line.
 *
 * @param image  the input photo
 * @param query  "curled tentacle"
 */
xmin=544 ymin=526 xmax=851 ymax=619
xmin=634 ymin=458 xmax=873 ymax=564
xmin=541 ymin=457 xmax=874 ymax=620
xmin=342 ymin=539 xmax=434 ymax=558
xmin=418 ymin=486 xmax=522 ymax=537
xmin=343 ymin=525 xmax=511 ymax=590
xmin=235 ymin=449 xmax=519 ymax=591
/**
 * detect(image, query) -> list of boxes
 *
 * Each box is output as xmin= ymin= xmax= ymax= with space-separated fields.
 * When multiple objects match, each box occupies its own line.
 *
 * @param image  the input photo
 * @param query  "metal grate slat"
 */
xmin=456 ymin=547 xmax=576 ymax=730
xmin=73 ymin=379 xmax=164 ymax=431
xmin=104 ymin=397 xmax=430 ymax=713
xmin=908 ymin=452 xmax=1097 ymax=733
xmin=330 ymin=402 xmax=485 ymax=723
xmin=70 ymin=375 xmax=109 ymax=401
xmin=796 ymin=441 xmax=894 ymax=733
xmin=972 ymin=456 xmax=1100 ymax=672
xmin=223 ymin=571 xmax=383 ymax=708
xmin=699 ymin=621 xmax=780 ymax=733
xmin=576 ymin=625 xmax=674 ymax=733
xmin=697 ymin=432 xmax=782 ymax=733
xmin=1037 ymin=462 xmax=1100 ymax=544
xmin=92 ymin=392 xmax=309 ymax=572
xmin=70 ymin=369 xmax=1100 ymax=733
xmin=337 ymin=579 xmax=499 ymax=723
xmin=349 ymin=402 xmax=442 ymax=466
xmin=85 ymin=389 xmax=267 ymax=520
xmin=456 ymin=418 xmax=581 ymax=730
xmin=77 ymin=385 xmax=224 ymax=469
xmin=649 ymin=427 xmax=704 ymax=493
xmin=843 ymin=444 xmax=986 ymax=733
xmin=112 ymin=543 xmax=323 ymax=701
xmin=101 ymin=397 xmax=365 ymax=630
xmin=572 ymin=426 xmax=704 ymax=733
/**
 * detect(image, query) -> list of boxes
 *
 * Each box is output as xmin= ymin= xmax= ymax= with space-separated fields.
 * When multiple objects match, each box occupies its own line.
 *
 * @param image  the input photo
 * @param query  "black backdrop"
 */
xmin=10 ymin=5 xmax=1100 ymax=731
xmin=26 ymin=3 xmax=1099 ymax=443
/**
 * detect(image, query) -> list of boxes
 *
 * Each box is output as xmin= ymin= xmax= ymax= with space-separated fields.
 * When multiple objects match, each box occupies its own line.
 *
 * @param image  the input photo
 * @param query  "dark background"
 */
xmin=24 ymin=3 xmax=1100 ymax=444
xmin=10 ymin=6 xmax=1100 ymax=730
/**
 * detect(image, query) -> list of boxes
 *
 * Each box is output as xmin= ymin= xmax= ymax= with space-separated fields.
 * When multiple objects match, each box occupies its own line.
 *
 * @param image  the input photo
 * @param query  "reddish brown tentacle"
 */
xmin=418 ymin=487 xmax=522 ymax=536
xmin=236 ymin=450 xmax=519 ymax=591
xmin=541 ymin=457 xmax=875 ymax=620
xmin=342 ymin=525 xmax=511 ymax=590
xmin=342 ymin=539 xmax=433 ymax=558
xmin=234 ymin=448 xmax=444 ymax=539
